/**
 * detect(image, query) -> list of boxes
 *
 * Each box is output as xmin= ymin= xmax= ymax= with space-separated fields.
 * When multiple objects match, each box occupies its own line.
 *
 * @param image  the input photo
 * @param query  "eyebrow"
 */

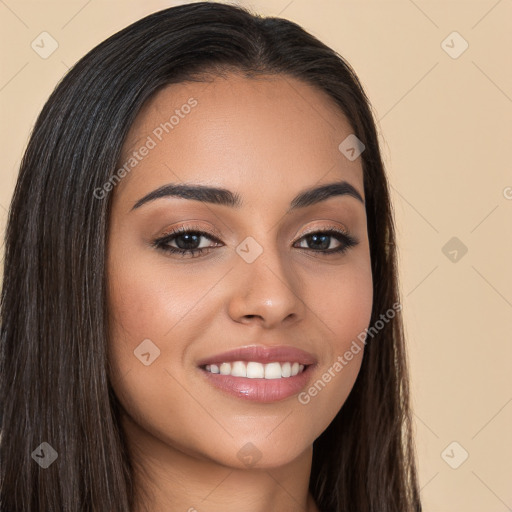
xmin=131 ymin=180 xmax=365 ymax=212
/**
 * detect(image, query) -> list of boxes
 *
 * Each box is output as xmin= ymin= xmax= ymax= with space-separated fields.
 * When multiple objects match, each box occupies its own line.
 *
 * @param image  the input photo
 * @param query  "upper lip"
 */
xmin=197 ymin=345 xmax=317 ymax=367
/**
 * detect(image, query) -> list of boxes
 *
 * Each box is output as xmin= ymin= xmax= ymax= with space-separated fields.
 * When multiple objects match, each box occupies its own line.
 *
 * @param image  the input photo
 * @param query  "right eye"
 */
xmin=153 ymin=227 xmax=223 ymax=258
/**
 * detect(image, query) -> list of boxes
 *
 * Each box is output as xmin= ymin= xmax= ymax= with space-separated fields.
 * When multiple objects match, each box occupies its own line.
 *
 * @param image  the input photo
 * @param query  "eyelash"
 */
xmin=152 ymin=224 xmax=359 ymax=259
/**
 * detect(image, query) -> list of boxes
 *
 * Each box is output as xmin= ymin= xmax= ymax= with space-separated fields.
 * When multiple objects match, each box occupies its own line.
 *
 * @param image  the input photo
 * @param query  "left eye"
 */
xmin=293 ymin=228 xmax=359 ymax=255
xmin=295 ymin=231 xmax=344 ymax=251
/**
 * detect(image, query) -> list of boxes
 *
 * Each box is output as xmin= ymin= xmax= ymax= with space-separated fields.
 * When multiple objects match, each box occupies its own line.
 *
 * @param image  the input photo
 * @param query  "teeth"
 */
xmin=231 ymin=361 xmax=246 ymax=377
xmin=247 ymin=361 xmax=264 ymax=378
xmin=264 ymin=362 xmax=281 ymax=379
xmin=219 ymin=363 xmax=231 ymax=375
xmin=204 ymin=361 xmax=307 ymax=379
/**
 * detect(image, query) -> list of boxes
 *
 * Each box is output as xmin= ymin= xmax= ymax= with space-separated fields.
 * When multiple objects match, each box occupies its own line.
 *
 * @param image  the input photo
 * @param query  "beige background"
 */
xmin=1 ymin=1 xmax=511 ymax=510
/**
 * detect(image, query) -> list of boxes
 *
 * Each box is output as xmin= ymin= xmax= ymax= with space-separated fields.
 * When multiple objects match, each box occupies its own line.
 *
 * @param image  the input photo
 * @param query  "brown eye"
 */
xmin=294 ymin=229 xmax=358 ymax=255
xmin=153 ymin=227 xmax=222 ymax=258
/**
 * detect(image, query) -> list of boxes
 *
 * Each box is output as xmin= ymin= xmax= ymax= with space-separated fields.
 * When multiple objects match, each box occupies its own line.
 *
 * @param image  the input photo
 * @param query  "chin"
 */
xmin=201 ymin=433 xmax=314 ymax=471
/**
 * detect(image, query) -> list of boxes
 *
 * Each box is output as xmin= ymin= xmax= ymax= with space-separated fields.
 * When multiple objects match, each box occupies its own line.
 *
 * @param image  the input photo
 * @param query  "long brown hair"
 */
xmin=0 ymin=2 xmax=421 ymax=510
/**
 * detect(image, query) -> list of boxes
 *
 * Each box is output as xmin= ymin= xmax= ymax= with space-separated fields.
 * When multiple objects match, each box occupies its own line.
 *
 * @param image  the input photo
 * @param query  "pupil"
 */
xmin=176 ymin=233 xmax=200 ymax=250
xmin=308 ymin=234 xmax=329 ymax=250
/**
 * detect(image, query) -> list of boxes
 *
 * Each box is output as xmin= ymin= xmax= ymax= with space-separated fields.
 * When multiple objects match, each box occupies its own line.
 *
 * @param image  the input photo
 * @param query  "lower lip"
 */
xmin=199 ymin=365 xmax=315 ymax=402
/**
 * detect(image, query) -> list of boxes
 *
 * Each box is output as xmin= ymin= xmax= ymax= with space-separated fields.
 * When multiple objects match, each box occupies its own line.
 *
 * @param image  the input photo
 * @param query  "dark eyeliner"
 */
xmin=152 ymin=226 xmax=222 ymax=258
xmin=295 ymin=228 xmax=359 ymax=255
xmin=152 ymin=226 xmax=359 ymax=258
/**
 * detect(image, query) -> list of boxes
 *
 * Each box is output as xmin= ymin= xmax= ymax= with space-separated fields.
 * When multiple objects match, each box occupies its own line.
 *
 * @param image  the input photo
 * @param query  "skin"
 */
xmin=107 ymin=72 xmax=373 ymax=512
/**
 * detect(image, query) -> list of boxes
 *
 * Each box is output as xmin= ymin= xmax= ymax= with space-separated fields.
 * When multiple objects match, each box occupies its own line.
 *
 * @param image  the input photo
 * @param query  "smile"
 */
xmin=203 ymin=361 xmax=306 ymax=379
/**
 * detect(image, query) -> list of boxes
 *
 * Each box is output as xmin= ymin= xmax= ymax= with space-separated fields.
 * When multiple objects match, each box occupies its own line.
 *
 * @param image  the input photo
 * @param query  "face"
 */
xmin=106 ymin=72 xmax=373 ymax=470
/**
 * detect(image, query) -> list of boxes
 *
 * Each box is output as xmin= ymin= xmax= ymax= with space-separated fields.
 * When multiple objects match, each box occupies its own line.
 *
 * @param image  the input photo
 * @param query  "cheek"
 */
xmin=329 ymin=269 xmax=373 ymax=350
xmin=310 ymin=255 xmax=374 ymax=352
xmin=105 ymin=246 xmax=198 ymax=406
xmin=297 ymin=257 xmax=373 ymax=425
xmin=106 ymin=236 xmax=221 ymax=368
xmin=106 ymin=251 xmax=213 ymax=456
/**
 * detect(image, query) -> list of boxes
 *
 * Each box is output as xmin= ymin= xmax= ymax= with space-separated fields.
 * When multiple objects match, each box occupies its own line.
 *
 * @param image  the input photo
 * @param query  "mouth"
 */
xmin=197 ymin=345 xmax=317 ymax=402
xmin=201 ymin=361 xmax=308 ymax=378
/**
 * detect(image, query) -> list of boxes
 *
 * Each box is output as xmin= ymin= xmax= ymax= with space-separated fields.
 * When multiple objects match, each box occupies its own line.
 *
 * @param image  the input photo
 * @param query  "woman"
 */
xmin=0 ymin=2 xmax=422 ymax=511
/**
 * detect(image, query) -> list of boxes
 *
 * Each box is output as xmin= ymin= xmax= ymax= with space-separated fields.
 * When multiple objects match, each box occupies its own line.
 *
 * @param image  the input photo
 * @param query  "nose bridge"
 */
xmin=228 ymin=233 xmax=304 ymax=325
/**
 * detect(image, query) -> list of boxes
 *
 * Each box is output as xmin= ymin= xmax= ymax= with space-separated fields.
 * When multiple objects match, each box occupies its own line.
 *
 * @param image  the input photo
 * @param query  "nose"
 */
xmin=227 ymin=244 xmax=306 ymax=328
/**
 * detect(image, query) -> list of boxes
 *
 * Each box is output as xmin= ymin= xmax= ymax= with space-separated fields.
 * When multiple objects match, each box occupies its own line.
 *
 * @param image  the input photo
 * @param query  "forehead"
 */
xmin=114 ymin=72 xmax=364 ymax=209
